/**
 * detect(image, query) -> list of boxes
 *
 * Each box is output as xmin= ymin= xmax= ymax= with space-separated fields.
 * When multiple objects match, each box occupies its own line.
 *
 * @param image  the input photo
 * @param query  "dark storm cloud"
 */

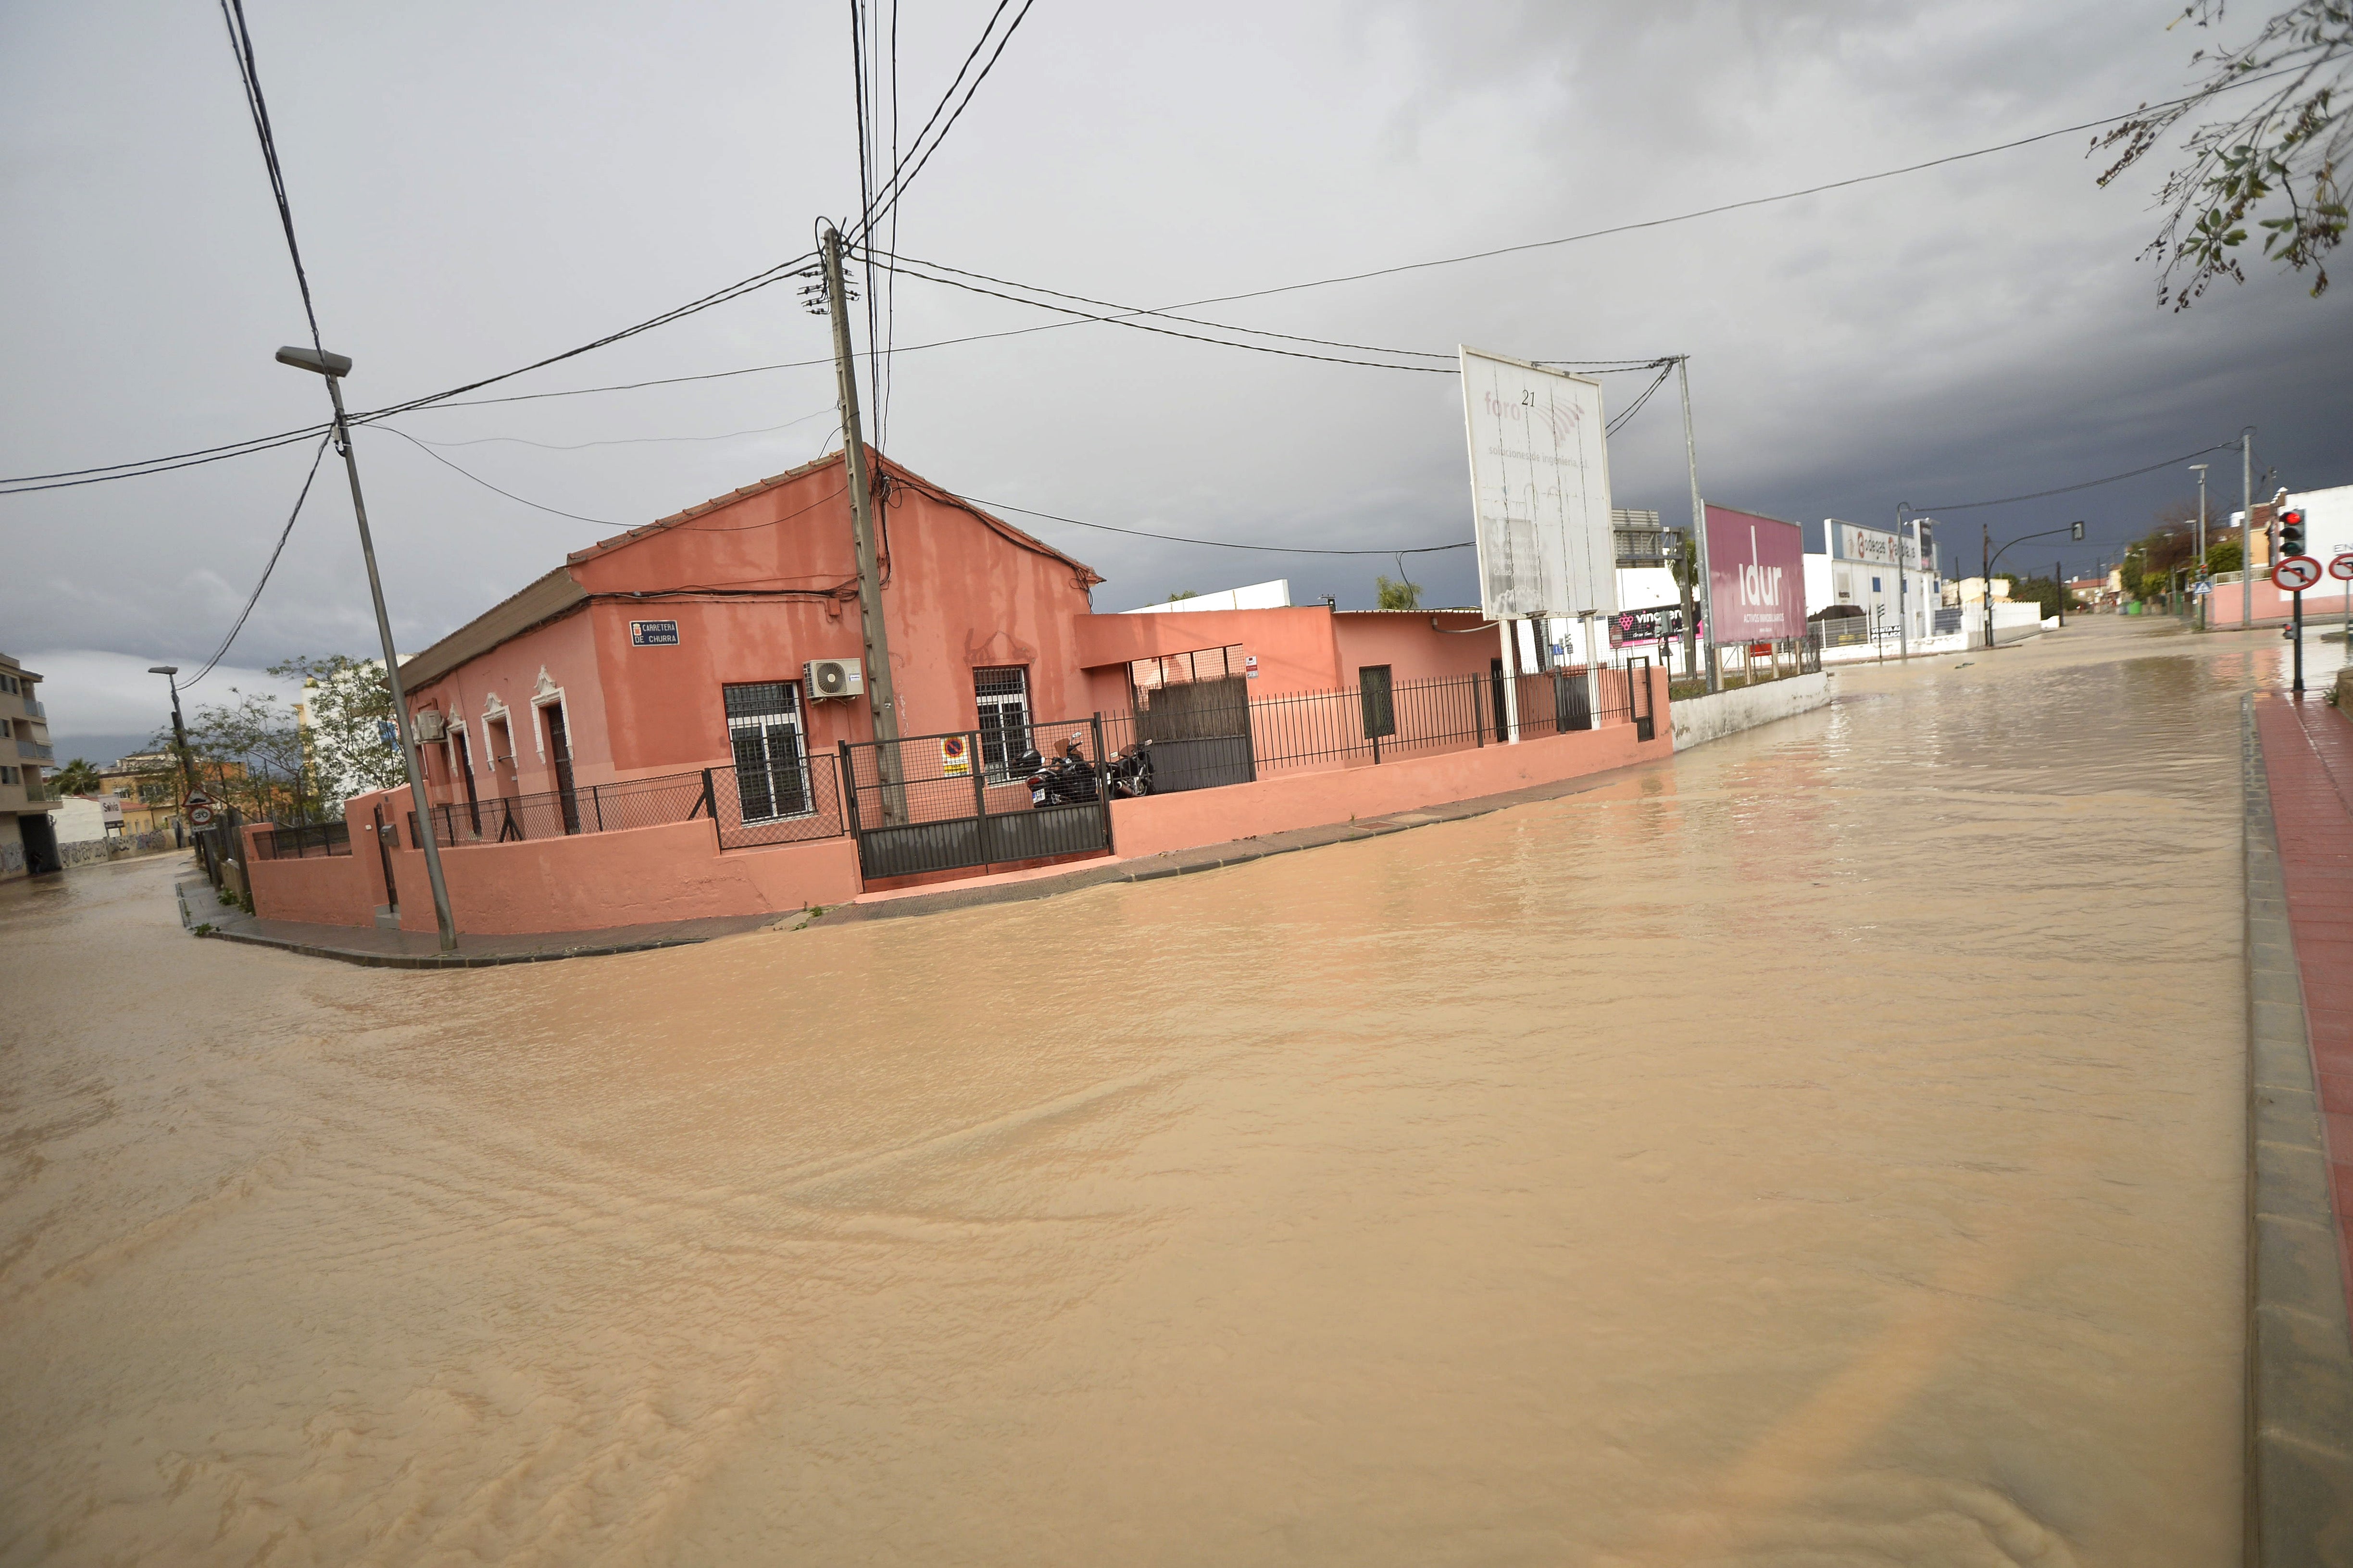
xmin=3 ymin=0 xmax=2347 ymax=730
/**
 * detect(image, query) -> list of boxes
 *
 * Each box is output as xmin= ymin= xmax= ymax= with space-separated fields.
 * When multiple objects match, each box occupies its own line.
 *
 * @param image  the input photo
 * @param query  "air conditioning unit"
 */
xmin=805 ymin=658 xmax=864 ymax=700
xmin=412 ymin=708 xmax=448 ymax=741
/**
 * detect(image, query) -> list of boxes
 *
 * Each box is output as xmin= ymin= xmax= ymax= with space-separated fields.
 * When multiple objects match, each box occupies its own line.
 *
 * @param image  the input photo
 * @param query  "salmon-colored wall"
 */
xmin=2196 ymin=578 xmax=2353 ymax=625
xmin=1111 ymin=676 xmax=1671 ymax=858
xmin=402 ymin=453 xmax=1103 ymax=802
xmin=1331 ymin=611 xmax=1499 ymax=685
xmin=244 ymin=834 xmax=379 ymax=929
xmin=1072 ymin=607 xmax=1342 ymax=695
xmin=377 ymin=823 xmax=861 ymax=936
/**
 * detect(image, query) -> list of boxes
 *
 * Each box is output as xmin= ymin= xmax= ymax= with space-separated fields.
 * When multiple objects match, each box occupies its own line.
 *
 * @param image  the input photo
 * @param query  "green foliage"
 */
xmin=270 ymin=655 xmax=403 ymax=803
xmin=49 ymin=758 xmax=103 ymax=795
xmin=2207 ymin=536 xmax=2245 ymax=573
xmin=1164 ymin=590 xmax=1199 ymax=602
xmin=2097 ymin=1 xmax=2352 ymax=308
xmin=2007 ymin=575 xmax=2068 ymax=619
xmin=1375 ymin=575 xmax=1423 ymax=610
xmin=158 ymin=686 xmax=319 ymax=825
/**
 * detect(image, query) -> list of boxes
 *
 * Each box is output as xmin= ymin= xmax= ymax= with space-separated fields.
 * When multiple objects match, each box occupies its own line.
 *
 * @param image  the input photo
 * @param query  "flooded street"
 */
xmin=1 ymin=617 xmax=2316 ymax=1566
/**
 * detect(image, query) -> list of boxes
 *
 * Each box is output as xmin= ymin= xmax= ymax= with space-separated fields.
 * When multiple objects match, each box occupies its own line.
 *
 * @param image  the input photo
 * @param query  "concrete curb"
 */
xmin=2241 ymin=693 xmax=2353 ymax=1566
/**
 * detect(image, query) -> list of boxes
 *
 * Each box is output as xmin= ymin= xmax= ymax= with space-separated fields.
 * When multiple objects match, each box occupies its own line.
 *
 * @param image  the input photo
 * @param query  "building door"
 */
xmin=451 ymin=728 xmax=481 ymax=836
xmin=20 ymin=811 xmax=59 ymax=876
xmin=544 ymin=702 xmax=581 ymax=834
xmin=1490 ymin=657 xmax=1508 ymax=743
xmin=724 ymin=682 xmax=810 ymax=822
xmin=974 ymin=667 xmax=1032 ymax=780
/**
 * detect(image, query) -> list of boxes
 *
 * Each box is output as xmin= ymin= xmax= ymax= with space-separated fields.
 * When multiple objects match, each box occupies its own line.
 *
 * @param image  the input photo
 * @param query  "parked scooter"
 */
xmin=1105 ymin=739 xmax=1154 ymax=798
xmin=1017 ymin=738 xmax=1101 ymax=807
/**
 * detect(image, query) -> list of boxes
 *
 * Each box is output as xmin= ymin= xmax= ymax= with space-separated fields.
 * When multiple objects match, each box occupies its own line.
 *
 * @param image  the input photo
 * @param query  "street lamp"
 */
xmin=275 ymin=344 xmax=456 ymax=952
xmin=2190 ymin=463 xmax=2211 ymax=631
xmin=146 ymin=665 xmax=198 ymax=800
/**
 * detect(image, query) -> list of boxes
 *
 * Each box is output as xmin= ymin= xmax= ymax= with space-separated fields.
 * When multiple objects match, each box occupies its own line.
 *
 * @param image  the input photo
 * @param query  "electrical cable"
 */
xmin=937 ymin=488 xmax=1475 ymax=557
xmin=1605 ymin=360 xmax=1678 ymax=436
xmin=398 ymin=406 xmax=835 ymax=451
xmin=373 ymin=424 xmax=620 ymax=525
xmin=218 ymin=0 xmax=325 ymax=363
xmin=183 ymin=434 xmax=333 ymax=691
xmin=1915 ymin=439 xmax=2243 ymax=510
xmin=851 ymin=0 xmax=1036 ymax=241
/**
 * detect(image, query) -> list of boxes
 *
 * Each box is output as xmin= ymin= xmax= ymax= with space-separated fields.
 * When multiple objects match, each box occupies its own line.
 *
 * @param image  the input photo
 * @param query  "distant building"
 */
xmin=0 ymin=650 xmax=59 ymax=878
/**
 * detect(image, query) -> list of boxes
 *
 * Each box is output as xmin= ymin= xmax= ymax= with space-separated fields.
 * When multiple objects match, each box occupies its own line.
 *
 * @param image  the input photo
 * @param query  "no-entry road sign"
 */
xmin=2330 ymin=555 xmax=2353 ymax=582
xmin=2275 ymin=555 xmax=2323 ymax=592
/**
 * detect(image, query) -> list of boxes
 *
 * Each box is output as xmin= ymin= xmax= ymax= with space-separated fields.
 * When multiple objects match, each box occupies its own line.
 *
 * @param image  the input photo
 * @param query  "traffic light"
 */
xmin=2281 ymin=508 xmax=2307 ymax=558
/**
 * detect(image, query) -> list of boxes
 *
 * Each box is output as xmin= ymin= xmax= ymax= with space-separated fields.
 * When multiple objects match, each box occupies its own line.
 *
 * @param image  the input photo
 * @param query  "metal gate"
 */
xmin=839 ymin=716 xmax=1113 ymax=882
xmin=1627 ymin=657 xmax=1655 ymax=741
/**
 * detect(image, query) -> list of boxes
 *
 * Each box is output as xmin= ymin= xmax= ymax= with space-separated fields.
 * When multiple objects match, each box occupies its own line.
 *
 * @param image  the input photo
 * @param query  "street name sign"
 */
xmin=629 ymin=620 xmax=680 ymax=647
xmin=2274 ymin=555 xmax=2322 ymax=591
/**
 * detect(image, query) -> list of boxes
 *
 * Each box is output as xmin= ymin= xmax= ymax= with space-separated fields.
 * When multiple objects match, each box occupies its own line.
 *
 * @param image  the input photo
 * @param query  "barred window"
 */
xmin=1358 ymin=665 xmax=1395 ymax=739
xmin=723 ymin=681 xmax=809 ymax=822
xmin=975 ymin=667 xmax=1032 ymax=781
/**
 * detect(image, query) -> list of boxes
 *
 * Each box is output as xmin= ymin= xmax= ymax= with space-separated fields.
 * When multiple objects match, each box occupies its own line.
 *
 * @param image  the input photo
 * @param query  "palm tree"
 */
xmin=49 ymin=758 xmax=103 ymax=795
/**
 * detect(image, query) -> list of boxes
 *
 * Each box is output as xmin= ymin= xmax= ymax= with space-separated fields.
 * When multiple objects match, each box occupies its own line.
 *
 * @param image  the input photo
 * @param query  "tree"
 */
xmin=2007 ymin=574 xmax=2068 ymax=619
xmin=1164 ymin=590 xmax=1199 ymax=603
xmin=1375 ymin=574 xmax=1423 ymax=610
xmin=270 ymin=655 xmax=404 ymax=804
xmin=157 ymin=687 xmax=318 ymax=824
xmin=49 ymin=758 xmax=102 ymax=795
xmin=2208 ymin=535 xmax=2246 ymax=573
xmin=2097 ymin=1 xmax=2352 ymax=309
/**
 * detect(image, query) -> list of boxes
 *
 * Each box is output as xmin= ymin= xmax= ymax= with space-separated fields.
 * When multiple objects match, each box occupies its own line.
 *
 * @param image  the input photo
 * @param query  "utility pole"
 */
xmin=820 ymin=224 xmax=906 ymax=816
xmin=2241 ymin=428 xmax=2254 ymax=628
xmin=2056 ymin=560 xmax=2065 ymax=627
xmin=2190 ymin=461 xmax=2210 ymax=631
xmin=1982 ymin=525 xmax=1993 ymax=651
xmin=1677 ymin=357 xmax=1717 ymax=693
xmin=1896 ymin=505 xmax=1910 ymax=662
xmin=276 ymin=346 xmax=457 ymax=953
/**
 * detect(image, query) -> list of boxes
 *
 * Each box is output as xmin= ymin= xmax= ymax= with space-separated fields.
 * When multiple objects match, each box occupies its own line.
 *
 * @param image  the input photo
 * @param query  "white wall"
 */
xmin=1671 ymin=673 xmax=1832 ymax=750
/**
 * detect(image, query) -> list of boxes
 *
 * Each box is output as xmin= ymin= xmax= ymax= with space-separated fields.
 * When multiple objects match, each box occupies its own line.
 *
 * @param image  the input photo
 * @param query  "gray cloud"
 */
xmin=4 ymin=0 xmax=2347 ymax=734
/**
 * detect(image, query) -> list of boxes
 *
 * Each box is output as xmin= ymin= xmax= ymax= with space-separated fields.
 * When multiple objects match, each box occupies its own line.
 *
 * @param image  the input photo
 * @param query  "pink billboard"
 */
xmin=1704 ymin=504 xmax=1806 ymax=642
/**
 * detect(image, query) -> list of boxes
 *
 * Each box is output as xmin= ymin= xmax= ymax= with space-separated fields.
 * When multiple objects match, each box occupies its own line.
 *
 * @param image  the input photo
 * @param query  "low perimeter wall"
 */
xmin=1671 ymin=673 xmax=1831 ymax=751
xmin=249 ymin=818 xmax=862 ymax=937
xmin=1109 ymin=711 xmax=1672 ymax=859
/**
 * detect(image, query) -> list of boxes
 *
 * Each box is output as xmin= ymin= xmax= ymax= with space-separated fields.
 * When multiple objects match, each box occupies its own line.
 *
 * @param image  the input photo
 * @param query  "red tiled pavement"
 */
xmin=2256 ymin=692 xmax=2353 ymax=1321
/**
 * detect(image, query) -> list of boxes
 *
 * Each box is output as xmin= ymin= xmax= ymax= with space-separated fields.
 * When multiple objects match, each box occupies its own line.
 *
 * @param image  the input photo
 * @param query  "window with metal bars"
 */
xmin=974 ymin=667 xmax=1032 ymax=781
xmin=723 ymin=681 xmax=811 ymax=822
xmin=1127 ymin=644 xmax=1245 ymax=692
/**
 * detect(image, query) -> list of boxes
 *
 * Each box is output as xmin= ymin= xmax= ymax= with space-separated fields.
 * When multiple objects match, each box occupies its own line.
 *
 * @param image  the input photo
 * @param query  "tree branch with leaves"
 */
xmin=2098 ymin=0 xmax=2352 ymax=309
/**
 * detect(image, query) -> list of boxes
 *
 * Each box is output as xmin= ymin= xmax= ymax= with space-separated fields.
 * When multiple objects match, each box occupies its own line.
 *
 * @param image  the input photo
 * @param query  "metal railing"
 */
xmin=16 ymin=739 xmax=53 ymax=761
xmin=712 ymin=754 xmax=849 ymax=850
xmin=409 ymin=767 xmax=715 ymax=848
xmin=251 ymin=820 xmax=352 ymax=860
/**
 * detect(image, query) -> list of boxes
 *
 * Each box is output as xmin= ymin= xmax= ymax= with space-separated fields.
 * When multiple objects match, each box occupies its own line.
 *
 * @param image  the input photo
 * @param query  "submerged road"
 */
xmin=0 ymin=616 xmax=2321 ymax=1566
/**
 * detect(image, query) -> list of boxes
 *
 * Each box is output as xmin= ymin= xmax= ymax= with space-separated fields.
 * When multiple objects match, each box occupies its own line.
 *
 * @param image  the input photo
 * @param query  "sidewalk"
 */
xmin=183 ymin=748 xmax=1682 ymax=964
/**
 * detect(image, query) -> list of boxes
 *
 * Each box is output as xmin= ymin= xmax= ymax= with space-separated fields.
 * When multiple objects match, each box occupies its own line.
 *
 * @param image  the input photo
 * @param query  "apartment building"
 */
xmin=0 ymin=652 xmax=60 ymax=878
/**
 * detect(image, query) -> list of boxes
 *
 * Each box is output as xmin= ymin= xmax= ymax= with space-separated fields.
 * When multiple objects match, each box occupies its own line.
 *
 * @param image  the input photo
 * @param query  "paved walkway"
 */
xmin=2252 ymin=692 xmax=2353 ymax=1320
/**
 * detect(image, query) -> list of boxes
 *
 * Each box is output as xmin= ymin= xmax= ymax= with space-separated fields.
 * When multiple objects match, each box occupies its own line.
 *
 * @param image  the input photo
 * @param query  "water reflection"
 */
xmin=0 ymin=618 xmax=2284 ymax=1564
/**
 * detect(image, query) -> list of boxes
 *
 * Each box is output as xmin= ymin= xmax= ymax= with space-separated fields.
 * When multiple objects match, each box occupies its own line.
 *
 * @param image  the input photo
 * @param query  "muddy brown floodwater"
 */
xmin=2 ymin=617 xmax=2327 ymax=1566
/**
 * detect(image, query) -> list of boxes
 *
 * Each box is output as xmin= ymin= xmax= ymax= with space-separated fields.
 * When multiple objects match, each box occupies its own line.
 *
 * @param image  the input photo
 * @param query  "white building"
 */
xmin=1808 ymin=519 xmax=1942 ymax=643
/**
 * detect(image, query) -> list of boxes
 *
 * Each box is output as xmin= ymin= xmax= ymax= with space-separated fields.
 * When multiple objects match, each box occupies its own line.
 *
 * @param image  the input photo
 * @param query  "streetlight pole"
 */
xmin=147 ymin=665 xmax=198 ymax=800
xmin=2241 ymin=428 xmax=2255 ymax=628
xmin=2190 ymin=462 xmax=2210 ymax=631
xmin=275 ymin=345 xmax=457 ymax=953
xmin=1676 ymin=357 xmax=1717 ymax=694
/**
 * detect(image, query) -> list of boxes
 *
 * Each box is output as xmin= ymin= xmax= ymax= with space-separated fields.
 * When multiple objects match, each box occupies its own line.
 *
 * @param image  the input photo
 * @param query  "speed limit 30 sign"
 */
xmin=2274 ymin=555 xmax=2323 ymax=592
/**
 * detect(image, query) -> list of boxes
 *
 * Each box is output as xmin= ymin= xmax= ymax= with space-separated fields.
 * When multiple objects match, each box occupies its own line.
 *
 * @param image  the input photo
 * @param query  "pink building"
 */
xmin=251 ymin=450 xmax=1670 ymax=935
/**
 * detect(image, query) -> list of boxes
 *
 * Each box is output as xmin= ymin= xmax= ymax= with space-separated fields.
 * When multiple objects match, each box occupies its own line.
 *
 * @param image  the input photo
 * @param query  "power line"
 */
xmin=398 ymin=406 xmax=835 ymax=451
xmin=947 ymin=489 xmax=1475 ymax=557
xmin=217 ymin=0 xmax=325 ymax=362
xmin=374 ymin=424 xmax=619 ymax=526
xmin=183 ymin=435 xmax=333 ymax=691
xmin=1916 ymin=440 xmax=2242 ymax=511
xmin=851 ymin=0 xmax=1037 ymax=242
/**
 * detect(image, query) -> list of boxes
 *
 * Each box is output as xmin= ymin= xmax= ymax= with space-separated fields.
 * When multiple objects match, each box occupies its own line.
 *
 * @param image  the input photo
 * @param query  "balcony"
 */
xmin=17 ymin=740 xmax=53 ymax=762
xmin=21 ymin=699 xmax=43 ymax=719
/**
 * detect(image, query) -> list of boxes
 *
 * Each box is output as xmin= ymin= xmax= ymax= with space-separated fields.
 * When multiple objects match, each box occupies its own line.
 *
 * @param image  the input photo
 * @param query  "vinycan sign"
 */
xmin=1704 ymin=504 xmax=1807 ymax=641
xmin=1459 ymin=348 xmax=1617 ymax=620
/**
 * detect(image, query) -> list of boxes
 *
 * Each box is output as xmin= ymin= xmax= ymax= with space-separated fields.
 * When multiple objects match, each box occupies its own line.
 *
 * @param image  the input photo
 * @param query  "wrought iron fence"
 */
xmin=711 ymin=752 xmax=848 ymax=849
xmin=408 ymin=768 xmax=714 ymax=848
xmin=251 ymin=820 xmax=351 ymax=860
xmin=839 ymin=718 xmax=1111 ymax=880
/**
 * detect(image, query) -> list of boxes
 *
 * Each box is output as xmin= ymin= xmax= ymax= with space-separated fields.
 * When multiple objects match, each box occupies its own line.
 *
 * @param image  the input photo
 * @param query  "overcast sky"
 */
xmin=5 ymin=0 xmax=2348 ymax=756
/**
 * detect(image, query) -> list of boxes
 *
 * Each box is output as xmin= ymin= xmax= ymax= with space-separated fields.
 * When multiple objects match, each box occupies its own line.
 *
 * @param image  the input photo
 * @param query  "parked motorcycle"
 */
xmin=1105 ymin=739 xmax=1154 ymax=798
xmin=1016 ymin=745 xmax=1100 ymax=807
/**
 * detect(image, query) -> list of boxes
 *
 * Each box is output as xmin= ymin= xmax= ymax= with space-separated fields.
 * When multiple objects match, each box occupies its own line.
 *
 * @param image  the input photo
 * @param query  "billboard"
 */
xmin=1460 ymin=348 xmax=1617 ymax=620
xmin=1828 ymin=520 xmax=1922 ymax=570
xmin=1704 ymin=504 xmax=1806 ymax=641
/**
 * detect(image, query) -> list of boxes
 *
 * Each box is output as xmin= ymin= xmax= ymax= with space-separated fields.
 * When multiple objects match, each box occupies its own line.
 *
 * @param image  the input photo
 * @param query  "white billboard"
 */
xmin=1460 ymin=348 xmax=1617 ymax=621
